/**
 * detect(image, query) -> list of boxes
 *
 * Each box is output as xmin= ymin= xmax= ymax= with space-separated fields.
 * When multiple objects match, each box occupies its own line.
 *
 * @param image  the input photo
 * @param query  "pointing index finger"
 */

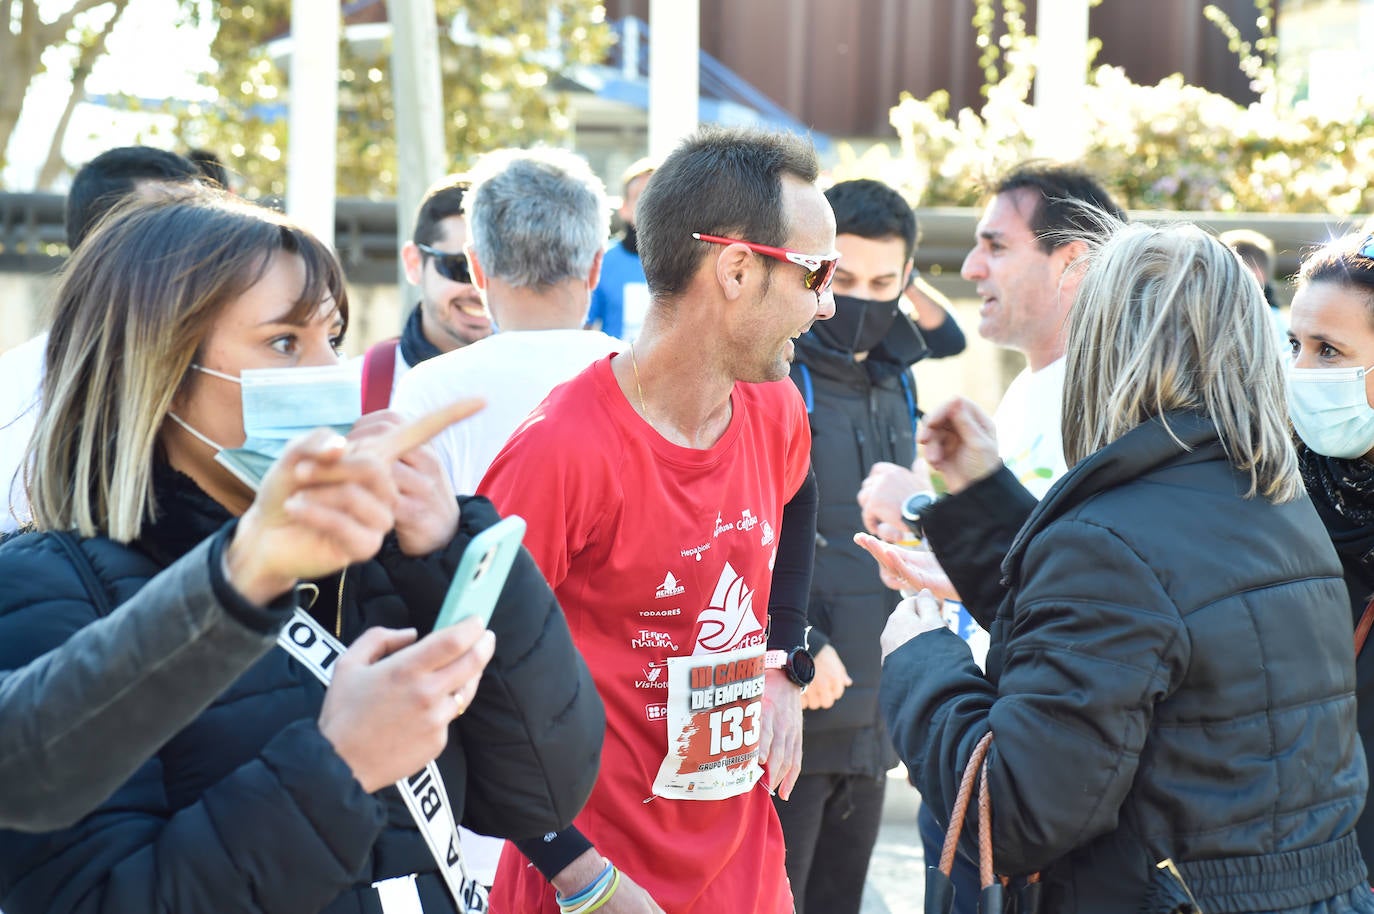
xmin=363 ymin=398 xmax=486 ymax=463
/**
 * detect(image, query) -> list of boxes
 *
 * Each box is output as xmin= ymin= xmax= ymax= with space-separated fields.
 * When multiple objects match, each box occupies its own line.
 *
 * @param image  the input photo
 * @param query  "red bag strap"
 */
xmin=1356 ymin=594 xmax=1374 ymax=658
xmin=361 ymin=338 xmax=400 ymax=414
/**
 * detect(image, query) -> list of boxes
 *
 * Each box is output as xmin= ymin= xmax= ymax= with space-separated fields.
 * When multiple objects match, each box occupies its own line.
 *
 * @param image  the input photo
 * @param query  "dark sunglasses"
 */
xmin=417 ymin=243 xmax=473 ymax=285
xmin=691 ymin=233 xmax=839 ymax=302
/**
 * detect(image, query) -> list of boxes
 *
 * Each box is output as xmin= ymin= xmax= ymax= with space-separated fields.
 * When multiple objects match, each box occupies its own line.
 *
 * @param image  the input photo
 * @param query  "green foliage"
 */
xmin=841 ymin=0 xmax=1369 ymax=214
xmin=175 ymin=1 xmax=611 ymax=198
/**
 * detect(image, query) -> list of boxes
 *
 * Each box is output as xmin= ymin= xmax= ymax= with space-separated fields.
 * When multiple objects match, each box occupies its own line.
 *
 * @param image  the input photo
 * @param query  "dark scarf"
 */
xmin=1297 ymin=443 xmax=1374 ymax=567
xmin=134 ymin=462 xmax=235 ymax=567
xmin=398 ymin=304 xmax=443 ymax=369
xmin=136 ymin=462 xmax=352 ymax=631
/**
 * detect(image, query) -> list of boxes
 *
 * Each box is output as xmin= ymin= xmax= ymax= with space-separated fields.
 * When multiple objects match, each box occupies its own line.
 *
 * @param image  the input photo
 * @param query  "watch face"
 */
xmin=790 ymin=648 xmax=816 ymax=686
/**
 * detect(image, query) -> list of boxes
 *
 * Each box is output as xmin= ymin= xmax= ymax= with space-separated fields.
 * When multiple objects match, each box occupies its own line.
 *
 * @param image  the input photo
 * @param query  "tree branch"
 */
xmin=37 ymin=0 xmax=124 ymax=51
xmin=36 ymin=0 xmax=129 ymax=188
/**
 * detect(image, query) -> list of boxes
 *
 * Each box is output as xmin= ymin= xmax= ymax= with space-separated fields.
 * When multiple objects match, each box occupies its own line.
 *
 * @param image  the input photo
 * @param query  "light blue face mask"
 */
xmin=1287 ymin=362 xmax=1374 ymax=460
xmin=169 ymin=362 xmax=361 ymax=490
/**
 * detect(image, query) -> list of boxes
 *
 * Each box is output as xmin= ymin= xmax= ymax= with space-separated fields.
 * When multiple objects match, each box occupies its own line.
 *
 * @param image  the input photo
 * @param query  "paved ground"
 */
xmin=859 ymin=768 xmax=926 ymax=914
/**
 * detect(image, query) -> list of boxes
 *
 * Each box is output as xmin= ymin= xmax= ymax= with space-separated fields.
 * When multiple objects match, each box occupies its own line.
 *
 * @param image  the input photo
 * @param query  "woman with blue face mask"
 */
xmin=0 ymin=190 xmax=603 ymax=914
xmin=1288 ymin=233 xmax=1374 ymax=884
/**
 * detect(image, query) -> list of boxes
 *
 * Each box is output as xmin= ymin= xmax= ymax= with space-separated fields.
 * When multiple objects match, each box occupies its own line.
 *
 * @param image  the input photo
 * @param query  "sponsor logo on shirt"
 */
xmin=760 ymin=521 xmax=774 ymax=547
xmin=714 ymin=512 xmax=735 ymax=538
xmin=682 ymin=542 xmax=711 ymax=562
xmin=692 ymin=561 xmax=766 ymax=654
xmin=645 ymin=702 xmax=668 ymax=721
xmin=639 ymin=607 xmax=682 ymax=617
xmin=737 ymin=508 xmax=758 ymax=532
xmin=655 ymin=572 xmax=685 ymax=599
xmin=631 ymin=630 xmax=680 ymax=651
xmin=635 ymin=660 xmax=669 ymax=689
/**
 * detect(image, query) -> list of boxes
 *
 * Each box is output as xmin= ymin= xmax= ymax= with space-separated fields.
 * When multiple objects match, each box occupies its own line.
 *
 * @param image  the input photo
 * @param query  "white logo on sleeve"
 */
xmin=738 ymin=508 xmax=758 ymax=532
xmin=760 ymin=521 xmax=774 ymax=547
xmin=692 ymin=561 xmax=766 ymax=654
xmin=655 ymin=572 xmax=685 ymax=599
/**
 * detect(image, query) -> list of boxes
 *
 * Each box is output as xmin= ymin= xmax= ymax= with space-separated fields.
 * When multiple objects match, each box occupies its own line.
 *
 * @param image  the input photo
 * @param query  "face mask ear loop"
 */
xmin=191 ymin=364 xmax=242 ymax=384
xmin=166 ymin=412 xmax=227 ymax=453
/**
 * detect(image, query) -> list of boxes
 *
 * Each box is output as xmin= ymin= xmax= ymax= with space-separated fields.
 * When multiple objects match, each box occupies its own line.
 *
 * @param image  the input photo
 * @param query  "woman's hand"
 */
xmin=880 ymin=590 xmax=946 ymax=662
xmin=225 ymin=429 xmax=398 ymax=604
xmin=853 ymin=532 xmax=962 ymax=602
xmin=917 ymin=397 xmax=1001 ymax=495
xmin=348 ymin=409 xmax=463 ymax=557
xmin=319 ymin=617 xmax=495 ymax=793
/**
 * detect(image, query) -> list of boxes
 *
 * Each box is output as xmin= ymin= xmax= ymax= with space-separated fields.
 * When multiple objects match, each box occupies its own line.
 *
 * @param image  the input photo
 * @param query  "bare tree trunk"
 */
xmin=35 ymin=0 xmax=130 ymax=188
xmin=0 ymin=0 xmax=42 ymax=181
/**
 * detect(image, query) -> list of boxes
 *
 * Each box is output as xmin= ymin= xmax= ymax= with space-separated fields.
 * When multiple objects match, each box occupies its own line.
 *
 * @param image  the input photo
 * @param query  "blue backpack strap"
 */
xmin=797 ymin=362 xmax=815 ymax=414
xmin=897 ymin=370 xmax=919 ymax=436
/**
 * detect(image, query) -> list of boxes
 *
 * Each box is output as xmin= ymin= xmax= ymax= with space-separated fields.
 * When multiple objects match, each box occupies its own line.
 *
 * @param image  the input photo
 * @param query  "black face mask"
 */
xmin=811 ymin=292 xmax=902 ymax=355
xmin=622 ymin=223 xmax=638 ymax=255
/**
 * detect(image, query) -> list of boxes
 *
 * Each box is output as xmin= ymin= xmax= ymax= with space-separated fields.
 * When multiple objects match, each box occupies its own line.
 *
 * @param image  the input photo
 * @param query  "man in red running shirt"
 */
xmin=480 ymin=126 xmax=837 ymax=914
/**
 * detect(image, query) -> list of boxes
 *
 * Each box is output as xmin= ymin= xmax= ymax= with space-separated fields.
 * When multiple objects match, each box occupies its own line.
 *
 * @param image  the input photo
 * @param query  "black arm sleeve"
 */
xmin=919 ymin=314 xmax=967 ymax=359
xmin=512 ymin=826 xmax=595 ymax=881
xmin=768 ymin=466 xmax=818 ymax=651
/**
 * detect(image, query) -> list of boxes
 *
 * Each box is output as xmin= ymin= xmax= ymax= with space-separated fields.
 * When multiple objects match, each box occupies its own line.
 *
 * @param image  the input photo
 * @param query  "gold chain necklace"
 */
xmin=628 ymin=342 xmax=649 ymax=417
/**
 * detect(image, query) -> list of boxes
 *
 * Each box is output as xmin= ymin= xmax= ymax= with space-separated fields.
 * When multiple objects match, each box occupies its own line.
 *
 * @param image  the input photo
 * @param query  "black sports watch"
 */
xmin=765 ymin=647 xmax=816 ymax=689
xmin=900 ymin=491 xmax=938 ymax=538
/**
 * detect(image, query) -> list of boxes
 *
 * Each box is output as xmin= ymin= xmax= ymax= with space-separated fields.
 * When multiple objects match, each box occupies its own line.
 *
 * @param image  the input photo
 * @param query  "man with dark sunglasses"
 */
xmin=359 ymin=174 xmax=492 ymax=412
xmin=481 ymin=126 xmax=833 ymax=914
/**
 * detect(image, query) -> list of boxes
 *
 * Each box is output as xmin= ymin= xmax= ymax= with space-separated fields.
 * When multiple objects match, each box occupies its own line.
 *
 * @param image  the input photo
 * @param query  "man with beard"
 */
xmin=360 ymin=175 xmax=492 ymax=411
xmin=587 ymin=159 xmax=655 ymax=341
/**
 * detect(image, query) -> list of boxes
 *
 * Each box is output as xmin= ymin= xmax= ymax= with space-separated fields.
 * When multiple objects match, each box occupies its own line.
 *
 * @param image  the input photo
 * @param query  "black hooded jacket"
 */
xmin=787 ymin=315 xmax=926 ymax=776
xmin=0 ymin=465 xmax=604 ymax=914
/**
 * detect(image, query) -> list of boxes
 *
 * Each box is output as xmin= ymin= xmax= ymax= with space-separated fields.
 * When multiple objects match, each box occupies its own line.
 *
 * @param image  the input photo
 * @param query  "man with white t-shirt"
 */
xmin=393 ymin=147 xmax=618 ymax=497
xmin=857 ymin=162 xmax=1124 ymax=913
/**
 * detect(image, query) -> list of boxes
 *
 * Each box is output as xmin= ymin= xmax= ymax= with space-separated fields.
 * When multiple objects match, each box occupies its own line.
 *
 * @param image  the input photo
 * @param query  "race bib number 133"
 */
xmin=651 ymin=644 xmax=765 ymax=801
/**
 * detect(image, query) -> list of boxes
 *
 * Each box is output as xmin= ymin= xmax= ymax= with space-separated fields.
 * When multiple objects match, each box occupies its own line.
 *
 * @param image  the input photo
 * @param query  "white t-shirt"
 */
xmin=992 ymin=356 xmax=1068 ymax=500
xmin=0 ymin=333 xmax=47 ymax=535
xmin=393 ymin=328 xmax=621 ymax=495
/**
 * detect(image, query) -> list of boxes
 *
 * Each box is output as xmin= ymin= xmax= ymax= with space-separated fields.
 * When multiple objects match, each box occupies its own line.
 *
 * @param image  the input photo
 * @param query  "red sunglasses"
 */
xmin=692 ymin=233 xmax=839 ymax=301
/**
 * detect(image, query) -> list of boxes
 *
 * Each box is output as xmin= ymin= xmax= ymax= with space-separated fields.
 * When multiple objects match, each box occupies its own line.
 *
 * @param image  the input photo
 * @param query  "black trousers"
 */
xmin=772 ymin=771 xmax=886 ymax=914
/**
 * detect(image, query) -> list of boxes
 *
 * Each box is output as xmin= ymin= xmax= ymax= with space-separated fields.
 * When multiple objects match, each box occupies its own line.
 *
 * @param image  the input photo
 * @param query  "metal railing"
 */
xmin=2 ymin=191 xmax=1363 ymax=294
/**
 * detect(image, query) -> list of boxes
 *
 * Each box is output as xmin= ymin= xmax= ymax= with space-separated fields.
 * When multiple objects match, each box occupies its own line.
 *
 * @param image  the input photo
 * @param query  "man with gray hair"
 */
xmin=393 ymin=147 xmax=619 ymax=496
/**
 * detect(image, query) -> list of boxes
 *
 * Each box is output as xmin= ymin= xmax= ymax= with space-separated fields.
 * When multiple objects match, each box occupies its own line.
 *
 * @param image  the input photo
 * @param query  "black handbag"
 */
xmin=925 ymin=731 xmax=1040 ymax=914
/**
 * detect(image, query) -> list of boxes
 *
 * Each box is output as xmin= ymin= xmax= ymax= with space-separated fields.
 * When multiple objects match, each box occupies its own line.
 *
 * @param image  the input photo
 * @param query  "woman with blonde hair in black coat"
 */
xmin=863 ymin=220 xmax=1372 ymax=913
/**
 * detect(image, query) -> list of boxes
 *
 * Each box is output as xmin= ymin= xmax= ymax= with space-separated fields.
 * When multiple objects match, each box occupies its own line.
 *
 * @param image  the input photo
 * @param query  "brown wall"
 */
xmin=606 ymin=0 xmax=1270 ymax=137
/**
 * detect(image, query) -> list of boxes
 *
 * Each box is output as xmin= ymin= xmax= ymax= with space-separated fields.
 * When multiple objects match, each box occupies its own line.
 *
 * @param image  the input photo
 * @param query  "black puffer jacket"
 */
xmin=883 ymin=413 xmax=1371 ymax=913
xmin=0 ymin=465 xmax=604 ymax=914
xmin=788 ymin=319 xmax=924 ymax=776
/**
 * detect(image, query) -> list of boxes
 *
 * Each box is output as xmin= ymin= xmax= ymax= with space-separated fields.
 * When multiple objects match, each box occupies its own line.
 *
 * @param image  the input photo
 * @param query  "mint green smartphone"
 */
xmin=433 ymin=516 xmax=526 ymax=629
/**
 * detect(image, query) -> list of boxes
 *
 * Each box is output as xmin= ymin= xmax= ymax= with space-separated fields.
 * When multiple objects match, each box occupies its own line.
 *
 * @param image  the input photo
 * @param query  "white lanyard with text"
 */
xmin=278 ymin=609 xmax=489 ymax=914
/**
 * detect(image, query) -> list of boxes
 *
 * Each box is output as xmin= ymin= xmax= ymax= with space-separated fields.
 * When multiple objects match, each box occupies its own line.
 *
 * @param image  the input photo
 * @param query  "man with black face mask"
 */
xmin=775 ymin=178 xmax=962 ymax=914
